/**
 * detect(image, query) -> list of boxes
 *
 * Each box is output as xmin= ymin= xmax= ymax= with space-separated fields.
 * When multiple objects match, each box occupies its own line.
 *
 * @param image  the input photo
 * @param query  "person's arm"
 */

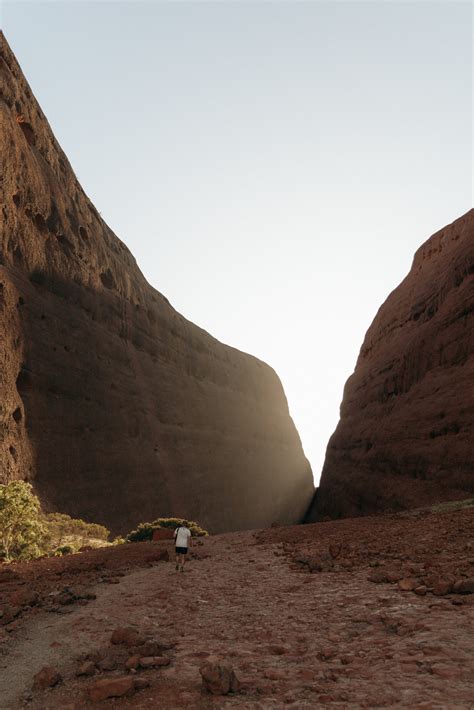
xmin=188 ymin=530 xmax=192 ymax=547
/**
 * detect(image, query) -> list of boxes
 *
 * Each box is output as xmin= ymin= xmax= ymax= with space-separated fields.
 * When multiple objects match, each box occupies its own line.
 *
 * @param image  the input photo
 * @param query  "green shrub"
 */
xmin=0 ymin=481 xmax=111 ymax=562
xmin=111 ymin=536 xmax=126 ymax=546
xmin=44 ymin=512 xmax=110 ymax=549
xmin=126 ymin=517 xmax=208 ymax=542
xmin=0 ymin=481 xmax=47 ymax=561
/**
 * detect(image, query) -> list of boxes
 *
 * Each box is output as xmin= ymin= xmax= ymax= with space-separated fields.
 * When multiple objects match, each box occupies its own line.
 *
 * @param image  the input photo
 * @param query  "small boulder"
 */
xmin=134 ymin=678 xmax=150 ymax=691
xmin=125 ymin=655 xmax=140 ymax=670
xmin=453 ymin=578 xmax=474 ymax=594
xmin=76 ymin=661 xmax=96 ymax=677
xmin=398 ymin=578 xmax=418 ymax=592
xmin=133 ymin=640 xmax=166 ymax=656
xmin=87 ymin=677 xmax=136 ymax=702
xmin=199 ymin=657 xmax=240 ymax=695
xmin=385 ymin=571 xmax=402 ymax=584
xmin=367 ymin=570 xmax=386 ymax=584
xmin=432 ymin=580 xmax=453 ymax=596
xmin=98 ymin=656 xmax=118 ymax=671
xmin=54 ymin=590 xmax=76 ymax=606
xmin=139 ymin=656 xmax=170 ymax=668
xmin=414 ymin=585 xmax=428 ymax=596
xmin=33 ymin=666 xmax=62 ymax=690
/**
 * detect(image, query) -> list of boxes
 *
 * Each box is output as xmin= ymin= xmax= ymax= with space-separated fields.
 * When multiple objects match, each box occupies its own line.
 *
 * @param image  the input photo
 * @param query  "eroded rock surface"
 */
xmin=308 ymin=209 xmax=473 ymax=521
xmin=0 ymin=33 xmax=313 ymax=533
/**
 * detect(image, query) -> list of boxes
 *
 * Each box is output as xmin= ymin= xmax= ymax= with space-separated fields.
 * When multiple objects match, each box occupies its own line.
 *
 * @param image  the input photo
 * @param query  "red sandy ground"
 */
xmin=1 ymin=503 xmax=474 ymax=708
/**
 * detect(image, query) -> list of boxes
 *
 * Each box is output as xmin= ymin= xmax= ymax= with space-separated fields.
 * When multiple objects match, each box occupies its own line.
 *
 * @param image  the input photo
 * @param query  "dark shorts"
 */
xmin=176 ymin=546 xmax=188 ymax=555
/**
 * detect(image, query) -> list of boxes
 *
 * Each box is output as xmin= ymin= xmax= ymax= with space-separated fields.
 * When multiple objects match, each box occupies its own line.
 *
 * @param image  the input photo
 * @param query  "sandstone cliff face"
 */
xmin=308 ymin=209 xmax=474 ymax=521
xmin=0 ymin=34 xmax=314 ymax=534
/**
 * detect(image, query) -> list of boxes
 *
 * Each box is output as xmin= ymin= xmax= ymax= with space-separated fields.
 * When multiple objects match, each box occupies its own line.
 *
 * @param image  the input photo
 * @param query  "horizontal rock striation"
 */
xmin=0 ymin=34 xmax=313 ymax=534
xmin=308 ymin=209 xmax=474 ymax=521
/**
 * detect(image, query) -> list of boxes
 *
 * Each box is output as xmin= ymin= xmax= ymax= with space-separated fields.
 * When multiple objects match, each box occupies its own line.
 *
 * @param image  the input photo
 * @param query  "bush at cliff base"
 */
xmin=0 ymin=481 xmax=47 ymax=562
xmin=0 ymin=481 xmax=111 ymax=562
xmin=44 ymin=512 xmax=110 ymax=551
xmin=126 ymin=517 xmax=208 ymax=542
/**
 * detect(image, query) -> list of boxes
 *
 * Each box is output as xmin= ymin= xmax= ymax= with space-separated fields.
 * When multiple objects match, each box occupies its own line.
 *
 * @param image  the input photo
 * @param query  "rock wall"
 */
xmin=0 ymin=34 xmax=314 ymax=534
xmin=308 ymin=209 xmax=474 ymax=521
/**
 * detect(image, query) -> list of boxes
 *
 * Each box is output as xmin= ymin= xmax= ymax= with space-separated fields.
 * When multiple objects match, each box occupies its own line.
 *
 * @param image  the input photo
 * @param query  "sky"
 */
xmin=2 ymin=1 xmax=473 ymax=484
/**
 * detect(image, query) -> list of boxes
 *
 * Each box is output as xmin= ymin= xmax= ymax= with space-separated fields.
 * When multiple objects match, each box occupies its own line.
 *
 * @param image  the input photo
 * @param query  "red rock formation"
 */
xmin=0 ymin=34 xmax=313 ymax=534
xmin=308 ymin=209 xmax=474 ymax=521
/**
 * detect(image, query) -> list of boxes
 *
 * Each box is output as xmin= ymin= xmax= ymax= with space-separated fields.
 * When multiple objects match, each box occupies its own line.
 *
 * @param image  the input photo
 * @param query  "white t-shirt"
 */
xmin=174 ymin=526 xmax=191 ymax=548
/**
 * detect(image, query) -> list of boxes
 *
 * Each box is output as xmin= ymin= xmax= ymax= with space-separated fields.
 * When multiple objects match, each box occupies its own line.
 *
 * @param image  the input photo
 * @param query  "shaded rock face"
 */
xmin=308 ymin=209 xmax=474 ymax=521
xmin=0 ymin=34 xmax=314 ymax=534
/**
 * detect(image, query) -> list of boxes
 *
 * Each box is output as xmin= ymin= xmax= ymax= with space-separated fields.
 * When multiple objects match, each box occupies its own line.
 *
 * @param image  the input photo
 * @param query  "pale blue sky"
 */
xmin=2 ymin=1 xmax=473 ymax=482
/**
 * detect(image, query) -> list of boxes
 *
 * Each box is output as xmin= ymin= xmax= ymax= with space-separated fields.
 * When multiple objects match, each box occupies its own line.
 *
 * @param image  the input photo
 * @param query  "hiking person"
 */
xmin=174 ymin=520 xmax=192 ymax=572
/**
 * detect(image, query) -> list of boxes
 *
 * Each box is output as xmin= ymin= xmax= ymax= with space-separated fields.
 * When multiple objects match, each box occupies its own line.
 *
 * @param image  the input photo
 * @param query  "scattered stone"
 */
xmin=53 ymin=590 xmax=76 ymax=606
xmin=125 ymin=654 xmax=140 ymax=670
xmin=87 ymin=677 xmax=136 ymax=701
xmin=367 ymin=570 xmax=386 ymax=584
xmin=385 ymin=570 xmax=402 ymax=583
xmin=134 ymin=677 xmax=150 ymax=691
xmin=199 ymin=657 xmax=240 ymax=695
xmin=33 ymin=666 xmax=62 ymax=690
xmin=97 ymin=655 xmax=118 ymax=671
xmin=414 ymin=585 xmax=428 ymax=596
xmin=82 ymin=651 xmax=102 ymax=665
xmin=139 ymin=656 xmax=170 ymax=668
xmin=398 ymin=578 xmax=419 ymax=592
xmin=76 ymin=661 xmax=96 ymax=677
xmin=432 ymin=580 xmax=453 ymax=596
xmin=453 ymin=578 xmax=474 ymax=594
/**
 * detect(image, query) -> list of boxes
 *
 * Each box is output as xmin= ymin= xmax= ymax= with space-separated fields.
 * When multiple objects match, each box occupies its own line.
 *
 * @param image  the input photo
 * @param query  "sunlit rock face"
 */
xmin=0 ymin=34 xmax=314 ymax=534
xmin=308 ymin=209 xmax=474 ymax=521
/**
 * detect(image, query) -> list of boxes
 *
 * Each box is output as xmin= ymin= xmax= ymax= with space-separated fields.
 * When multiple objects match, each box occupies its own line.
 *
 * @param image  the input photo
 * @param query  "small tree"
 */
xmin=0 ymin=481 xmax=46 ymax=561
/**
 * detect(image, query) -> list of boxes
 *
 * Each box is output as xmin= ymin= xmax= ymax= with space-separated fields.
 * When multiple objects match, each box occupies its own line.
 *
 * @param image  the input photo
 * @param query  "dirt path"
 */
xmin=2 ymin=528 xmax=474 ymax=708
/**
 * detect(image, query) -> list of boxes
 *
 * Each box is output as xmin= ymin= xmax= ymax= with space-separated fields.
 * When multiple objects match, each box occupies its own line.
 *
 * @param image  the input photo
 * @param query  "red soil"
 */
xmin=1 ymin=503 xmax=474 ymax=708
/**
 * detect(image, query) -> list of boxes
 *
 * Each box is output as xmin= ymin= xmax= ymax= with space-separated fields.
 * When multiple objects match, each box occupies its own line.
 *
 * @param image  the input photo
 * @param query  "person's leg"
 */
xmin=181 ymin=548 xmax=187 ymax=571
xmin=175 ymin=549 xmax=180 ymax=570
